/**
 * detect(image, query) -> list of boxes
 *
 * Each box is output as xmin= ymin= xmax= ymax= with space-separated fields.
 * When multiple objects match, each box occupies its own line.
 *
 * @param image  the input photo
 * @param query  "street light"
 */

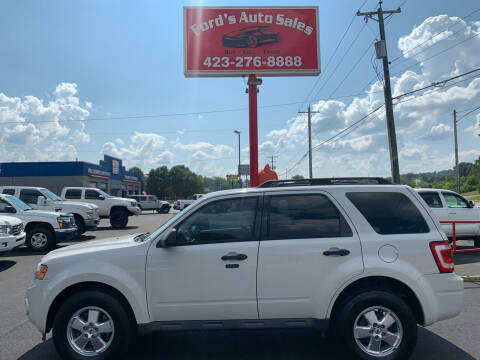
xmin=234 ymin=130 xmax=241 ymax=178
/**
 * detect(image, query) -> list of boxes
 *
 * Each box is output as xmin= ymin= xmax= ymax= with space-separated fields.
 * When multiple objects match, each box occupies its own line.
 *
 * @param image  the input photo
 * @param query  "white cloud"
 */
xmin=424 ymin=123 xmax=452 ymax=140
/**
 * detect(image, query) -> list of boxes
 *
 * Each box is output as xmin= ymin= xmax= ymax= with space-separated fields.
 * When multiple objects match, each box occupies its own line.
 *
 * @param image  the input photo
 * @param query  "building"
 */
xmin=0 ymin=155 xmax=141 ymax=197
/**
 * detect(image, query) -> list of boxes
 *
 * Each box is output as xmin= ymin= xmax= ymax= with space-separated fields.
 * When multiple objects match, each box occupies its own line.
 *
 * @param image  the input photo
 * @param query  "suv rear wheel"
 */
xmin=53 ymin=290 xmax=135 ymax=360
xmin=333 ymin=290 xmax=417 ymax=360
xmin=109 ymin=210 xmax=128 ymax=229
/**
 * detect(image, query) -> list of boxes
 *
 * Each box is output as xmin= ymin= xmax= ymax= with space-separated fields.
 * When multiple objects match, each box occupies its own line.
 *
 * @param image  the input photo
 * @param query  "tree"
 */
xmin=128 ymin=167 xmax=145 ymax=191
xmin=291 ymin=175 xmax=304 ymax=180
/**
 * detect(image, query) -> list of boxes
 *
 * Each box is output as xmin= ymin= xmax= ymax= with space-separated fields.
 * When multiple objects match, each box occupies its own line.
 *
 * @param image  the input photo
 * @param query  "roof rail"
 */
xmin=258 ymin=177 xmax=392 ymax=188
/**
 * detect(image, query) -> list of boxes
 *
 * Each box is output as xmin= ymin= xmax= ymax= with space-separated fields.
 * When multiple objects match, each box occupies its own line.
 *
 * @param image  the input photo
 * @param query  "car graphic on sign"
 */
xmin=222 ymin=26 xmax=280 ymax=48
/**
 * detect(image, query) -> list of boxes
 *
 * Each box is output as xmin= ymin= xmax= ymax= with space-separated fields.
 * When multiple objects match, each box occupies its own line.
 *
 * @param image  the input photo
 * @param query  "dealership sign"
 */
xmin=184 ymin=7 xmax=320 ymax=77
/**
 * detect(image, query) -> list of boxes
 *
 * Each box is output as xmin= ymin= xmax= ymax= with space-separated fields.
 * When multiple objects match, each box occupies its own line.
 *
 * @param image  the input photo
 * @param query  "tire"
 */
xmin=26 ymin=227 xmax=55 ymax=252
xmin=138 ymin=205 xmax=143 ymax=212
xmin=53 ymin=290 xmax=135 ymax=360
xmin=247 ymin=35 xmax=259 ymax=48
xmin=74 ymin=216 xmax=85 ymax=238
xmin=333 ymin=290 xmax=417 ymax=360
xmin=109 ymin=210 xmax=128 ymax=229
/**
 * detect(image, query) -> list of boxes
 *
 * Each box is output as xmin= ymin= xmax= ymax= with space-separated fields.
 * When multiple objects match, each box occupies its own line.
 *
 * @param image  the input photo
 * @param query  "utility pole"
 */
xmin=453 ymin=109 xmax=460 ymax=193
xmin=267 ymin=155 xmax=278 ymax=170
xmin=298 ymin=105 xmax=320 ymax=179
xmin=234 ymin=130 xmax=241 ymax=177
xmin=357 ymin=1 xmax=401 ymax=184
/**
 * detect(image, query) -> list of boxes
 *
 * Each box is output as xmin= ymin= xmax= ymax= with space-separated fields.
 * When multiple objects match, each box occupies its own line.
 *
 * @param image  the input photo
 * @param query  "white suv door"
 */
xmin=441 ymin=191 xmax=478 ymax=236
xmin=257 ymin=191 xmax=363 ymax=319
xmin=146 ymin=195 xmax=261 ymax=321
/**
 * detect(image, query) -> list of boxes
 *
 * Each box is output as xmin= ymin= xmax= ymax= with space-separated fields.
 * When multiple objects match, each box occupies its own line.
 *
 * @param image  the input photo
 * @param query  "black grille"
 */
xmin=12 ymin=223 xmax=24 ymax=236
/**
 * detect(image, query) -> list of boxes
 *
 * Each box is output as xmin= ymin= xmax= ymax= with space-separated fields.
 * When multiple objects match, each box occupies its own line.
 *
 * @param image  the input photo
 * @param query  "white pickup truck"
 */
xmin=416 ymin=188 xmax=480 ymax=247
xmin=0 ymin=194 xmax=76 ymax=251
xmin=173 ymin=193 xmax=204 ymax=210
xmin=0 ymin=215 xmax=25 ymax=254
xmin=61 ymin=187 xmax=140 ymax=229
xmin=0 ymin=186 xmax=99 ymax=237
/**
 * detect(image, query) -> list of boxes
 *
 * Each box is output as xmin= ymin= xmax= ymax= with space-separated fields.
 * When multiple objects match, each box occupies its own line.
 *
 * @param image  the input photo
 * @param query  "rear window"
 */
xmin=347 ymin=192 xmax=429 ymax=235
xmin=2 ymin=189 xmax=15 ymax=195
xmin=65 ymin=189 xmax=82 ymax=199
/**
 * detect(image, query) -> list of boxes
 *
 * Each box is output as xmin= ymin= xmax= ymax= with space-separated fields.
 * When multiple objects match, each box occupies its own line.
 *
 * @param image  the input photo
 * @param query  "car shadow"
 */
xmin=0 ymin=259 xmax=16 ymax=272
xmin=17 ymin=327 xmax=476 ymax=360
xmin=93 ymin=226 xmax=139 ymax=231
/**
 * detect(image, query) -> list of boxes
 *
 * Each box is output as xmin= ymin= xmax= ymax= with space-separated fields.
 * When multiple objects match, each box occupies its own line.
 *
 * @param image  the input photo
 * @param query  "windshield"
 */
xmin=5 ymin=195 xmax=32 ymax=211
xmin=40 ymin=188 xmax=62 ymax=201
xmin=97 ymin=189 xmax=112 ymax=198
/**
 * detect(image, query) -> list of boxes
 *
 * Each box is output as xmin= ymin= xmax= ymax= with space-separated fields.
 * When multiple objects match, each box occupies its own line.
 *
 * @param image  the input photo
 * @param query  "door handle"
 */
xmin=323 ymin=247 xmax=350 ymax=257
xmin=221 ymin=252 xmax=248 ymax=261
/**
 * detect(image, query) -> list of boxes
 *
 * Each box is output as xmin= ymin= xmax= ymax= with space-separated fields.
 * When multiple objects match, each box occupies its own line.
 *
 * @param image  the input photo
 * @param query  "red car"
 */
xmin=222 ymin=26 xmax=280 ymax=48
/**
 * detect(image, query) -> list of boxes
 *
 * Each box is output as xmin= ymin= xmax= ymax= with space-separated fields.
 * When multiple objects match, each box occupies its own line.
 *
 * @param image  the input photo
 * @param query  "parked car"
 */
xmin=0 ymin=194 xmax=75 ymax=251
xmin=60 ymin=187 xmax=140 ymax=229
xmin=415 ymin=188 xmax=480 ymax=247
xmin=0 ymin=214 xmax=25 ymax=254
xmin=173 ymin=193 xmax=204 ymax=210
xmin=128 ymin=195 xmax=171 ymax=213
xmin=0 ymin=186 xmax=99 ymax=238
xmin=26 ymin=179 xmax=463 ymax=360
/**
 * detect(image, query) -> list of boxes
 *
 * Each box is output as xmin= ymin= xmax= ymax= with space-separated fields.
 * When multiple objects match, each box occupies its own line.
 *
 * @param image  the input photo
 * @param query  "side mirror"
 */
xmin=98 ymin=195 xmax=105 ymax=200
xmin=158 ymin=228 xmax=177 ymax=248
xmin=37 ymin=196 xmax=46 ymax=206
xmin=468 ymin=200 xmax=475 ymax=208
xmin=4 ymin=206 xmax=16 ymax=213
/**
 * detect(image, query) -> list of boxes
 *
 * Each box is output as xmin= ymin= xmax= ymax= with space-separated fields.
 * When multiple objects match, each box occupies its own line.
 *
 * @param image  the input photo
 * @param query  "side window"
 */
xmin=419 ymin=192 xmax=443 ymax=208
xmin=85 ymin=190 xmax=102 ymax=200
xmin=148 ymin=196 xmax=156 ymax=201
xmin=347 ymin=192 xmax=430 ymax=235
xmin=0 ymin=199 xmax=11 ymax=212
xmin=267 ymin=194 xmax=352 ymax=240
xmin=19 ymin=189 xmax=43 ymax=204
xmin=65 ymin=189 xmax=82 ymax=199
xmin=2 ymin=189 xmax=15 ymax=195
xmin=140 ymin=196 xmax=147 ymax=201
xmin=442 ymin=193 xmax=468 ymax=208
xmin=176 ymin=197 xmax=258 ymax=245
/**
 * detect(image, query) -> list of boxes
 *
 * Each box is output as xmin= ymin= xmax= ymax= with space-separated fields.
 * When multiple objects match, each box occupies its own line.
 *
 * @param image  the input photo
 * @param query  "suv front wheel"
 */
xmin=53 ymin=290 xmax=135 ymax=360
xmin=333 ymin=290 xmax=417 ymax=360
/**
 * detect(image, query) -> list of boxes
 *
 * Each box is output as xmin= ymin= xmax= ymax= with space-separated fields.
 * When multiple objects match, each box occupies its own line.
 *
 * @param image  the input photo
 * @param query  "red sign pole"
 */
xmin=248 ymin=74 xmax=260 ymax=187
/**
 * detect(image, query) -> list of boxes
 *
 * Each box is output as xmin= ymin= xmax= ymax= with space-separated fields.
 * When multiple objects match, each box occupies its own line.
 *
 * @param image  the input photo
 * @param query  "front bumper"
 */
xmin=84 ymin=217 xmax=100 ymax=229
xmin=414 ymin=273 xmax=464 ymax=326
xmin=0 ymin=232 xmax=26 ymax=252
xmin=26 ymin=280 xmax=48 ymax=333
xmin=54 ymin=227 xmax=76 ymax=242
xmin=128 ymin=206 xmax=141 ymax=216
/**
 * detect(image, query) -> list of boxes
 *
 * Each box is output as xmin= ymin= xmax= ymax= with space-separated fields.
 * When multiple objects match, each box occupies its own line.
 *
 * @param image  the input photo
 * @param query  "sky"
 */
xmin=0 ymin=0 xmax=479 ymax=178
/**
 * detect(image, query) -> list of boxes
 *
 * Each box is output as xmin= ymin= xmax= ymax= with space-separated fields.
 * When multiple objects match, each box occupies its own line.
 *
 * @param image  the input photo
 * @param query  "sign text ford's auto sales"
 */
xmin=184 ymin=7 xmax=320 ymax=77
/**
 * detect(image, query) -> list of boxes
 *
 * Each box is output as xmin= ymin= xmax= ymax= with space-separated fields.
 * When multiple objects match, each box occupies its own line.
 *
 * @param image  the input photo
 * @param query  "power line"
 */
xmin=456 ymin=105 xmax=480 ymax=123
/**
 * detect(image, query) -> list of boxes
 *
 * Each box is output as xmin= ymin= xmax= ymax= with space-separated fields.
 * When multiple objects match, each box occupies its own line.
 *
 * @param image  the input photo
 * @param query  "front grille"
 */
xmin=12 ymin=223 xmax=24 ymax=236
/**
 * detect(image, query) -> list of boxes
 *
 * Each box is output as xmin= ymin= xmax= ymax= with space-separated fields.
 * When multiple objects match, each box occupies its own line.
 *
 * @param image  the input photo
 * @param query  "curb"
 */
xmin=460 ymin=275 xmax=480 ymax=282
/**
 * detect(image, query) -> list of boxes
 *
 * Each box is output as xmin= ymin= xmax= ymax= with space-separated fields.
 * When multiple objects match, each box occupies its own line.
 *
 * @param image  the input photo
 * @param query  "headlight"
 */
xmin=86 ymin=210 xmax=94 ymax=217
xmin=0 ymin=225 xmax=12 ymax=234
xmin=131 ymin=202 xmax=136 ymax=207
xmin=35 ymin=264 xmax=48 ymax=280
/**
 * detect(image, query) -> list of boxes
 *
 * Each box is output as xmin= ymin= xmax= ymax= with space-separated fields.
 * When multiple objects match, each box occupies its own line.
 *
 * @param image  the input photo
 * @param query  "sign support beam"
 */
xmin=248 ymin=74 xmax=261 ymax=187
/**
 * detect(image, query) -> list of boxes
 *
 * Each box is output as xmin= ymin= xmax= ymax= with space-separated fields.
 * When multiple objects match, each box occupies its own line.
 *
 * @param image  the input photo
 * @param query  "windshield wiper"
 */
xmin=134 ymin=232 xmax=150 ymax=242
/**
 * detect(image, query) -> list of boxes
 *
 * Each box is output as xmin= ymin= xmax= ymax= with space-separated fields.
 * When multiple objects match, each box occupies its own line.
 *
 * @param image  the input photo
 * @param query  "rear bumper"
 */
xmin=414 ymin=273 xmax=464 ymax=326
xmin=54 ymin=227 xmax=76 ymax=242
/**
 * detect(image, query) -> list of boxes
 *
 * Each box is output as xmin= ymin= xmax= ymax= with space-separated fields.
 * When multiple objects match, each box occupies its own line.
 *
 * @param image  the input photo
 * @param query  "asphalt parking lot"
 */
xmin=1 ymin=212 xmax=480 ymax=360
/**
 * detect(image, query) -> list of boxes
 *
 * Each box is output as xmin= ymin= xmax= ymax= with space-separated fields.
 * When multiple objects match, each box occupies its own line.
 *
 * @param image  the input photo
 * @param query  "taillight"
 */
xmin=429 ymin=241 xmax=454 ymax=273
xmin=177 ymin=201 xmax=180 ymax=205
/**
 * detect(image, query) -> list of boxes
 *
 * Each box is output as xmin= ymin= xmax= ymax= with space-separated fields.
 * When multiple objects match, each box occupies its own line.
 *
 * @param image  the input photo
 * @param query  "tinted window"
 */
xmin=148 ymin=196 xmax=156 ymax=201
xmin=267 ymin=194 xmax=352 ymax=240
xmin=442 ymin=192 xmax=468 ymax=208
xmin=65 ymin=189 xmax=82 ymax=199
xmin=19 ymin=189 xmax=43 ymax=204
xmin=0 ymin=199 xmax=12 ymax=212
xmin=347 ymin=192 xmax=429 ymax=234
xmin=176 ymin=197 xmax=257 ymax=245
xmin=2 ymin=189 xmax=15 ymax=195
xmin=140 ymin=196 xmax=147 ymax=201
xmin=419 ymin=192 xmax=443 ymax=208
xmin=85 ymin=189 xmax=102 ymax=200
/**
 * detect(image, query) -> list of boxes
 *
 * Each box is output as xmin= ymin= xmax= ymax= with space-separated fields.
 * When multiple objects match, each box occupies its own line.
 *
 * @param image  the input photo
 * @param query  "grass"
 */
xmin=462 ymin=191 xmax=479 ymax=196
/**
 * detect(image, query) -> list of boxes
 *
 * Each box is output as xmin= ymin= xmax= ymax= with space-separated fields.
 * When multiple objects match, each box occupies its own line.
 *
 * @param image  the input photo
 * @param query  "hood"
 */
xmin=24 ymin=209 xmax=70 ymax=218
xmin=0 ymin=215 xmax=22 ymax=226
xmin=54 ymin=200 xmax=98 ymax=209
xmin=41 ymin=234 xmax=140 ymax=262
xmin=113 ymin=197 xmax=137 ymax=205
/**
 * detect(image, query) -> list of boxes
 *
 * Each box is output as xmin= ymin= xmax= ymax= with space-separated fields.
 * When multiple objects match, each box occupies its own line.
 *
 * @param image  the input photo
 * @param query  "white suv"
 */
xmin=0 ymin=215 xmax=25 ymax=253
xmin=26 ymin=179 xmax=463 ymax=360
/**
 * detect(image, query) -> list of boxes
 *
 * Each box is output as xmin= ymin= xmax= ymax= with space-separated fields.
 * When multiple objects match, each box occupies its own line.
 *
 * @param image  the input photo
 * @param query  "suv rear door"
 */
xmin=257 ymin=190 xmax=363 ymax=320
xmin=146 ymin=194 xmax=261 ymax=321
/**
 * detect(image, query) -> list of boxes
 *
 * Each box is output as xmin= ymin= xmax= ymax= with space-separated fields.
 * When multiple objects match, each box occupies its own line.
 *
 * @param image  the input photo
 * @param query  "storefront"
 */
xmin=0 ymin=155 xmax=141 ymax=196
